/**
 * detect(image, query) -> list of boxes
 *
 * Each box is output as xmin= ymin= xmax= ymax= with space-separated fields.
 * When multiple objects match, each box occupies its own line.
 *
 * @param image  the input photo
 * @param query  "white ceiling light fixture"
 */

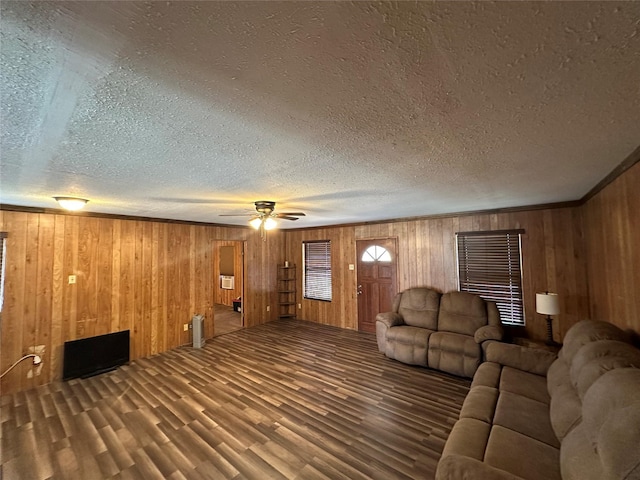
xmin=53 ymin=196 xmax=89 ymax=211
xmin=249 ymin=217 xmax=263 ymax=230
xmin=264 ymin=217 xmax=277 ymax=230
xmin=249 ymin=215 xmax=278 ymax=240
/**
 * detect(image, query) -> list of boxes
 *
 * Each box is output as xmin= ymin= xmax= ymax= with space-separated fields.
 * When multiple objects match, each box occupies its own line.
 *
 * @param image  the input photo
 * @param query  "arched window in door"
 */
xmin=361 ymin=245 xmax=392 ymax=262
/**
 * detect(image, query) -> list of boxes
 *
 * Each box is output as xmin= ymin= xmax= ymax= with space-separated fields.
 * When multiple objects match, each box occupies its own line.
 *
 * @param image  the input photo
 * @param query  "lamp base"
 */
xmin=545 ymin=316 xmax=559 ymax=346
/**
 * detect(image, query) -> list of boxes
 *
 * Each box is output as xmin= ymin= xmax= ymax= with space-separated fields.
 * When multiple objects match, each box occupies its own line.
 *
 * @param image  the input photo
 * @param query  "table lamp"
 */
xmin=536 ymin=292 xmax=560 ymax=346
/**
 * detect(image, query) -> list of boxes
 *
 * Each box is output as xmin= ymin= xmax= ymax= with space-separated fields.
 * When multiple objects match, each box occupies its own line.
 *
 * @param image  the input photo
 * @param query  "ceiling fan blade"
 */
xmin=276 ymin=212 xmax=306 ymax=217
xmin=219 ymin=214 xmax=254 ymax=217
xmin=278 ymin=215 xmax=301 ymax=221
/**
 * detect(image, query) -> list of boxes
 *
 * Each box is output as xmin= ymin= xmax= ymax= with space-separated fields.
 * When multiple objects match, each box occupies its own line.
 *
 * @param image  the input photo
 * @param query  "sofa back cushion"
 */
xmin=569 ymin=340 xmax=640 ymax=399
xmin=580 ymin=368 xmax=640 ymax=479
xmin=397 ymin=288 xmax=440 ymax=329
xmin=560 ymin=320 xmax=630 ymax=365
xmin=438 ymin=292 xmax=488 ymax=336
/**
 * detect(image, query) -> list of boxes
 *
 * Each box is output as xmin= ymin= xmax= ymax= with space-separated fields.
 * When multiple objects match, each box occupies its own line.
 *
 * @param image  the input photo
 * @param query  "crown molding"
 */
xmin=581 ymin=144 xmax=640 ymax=203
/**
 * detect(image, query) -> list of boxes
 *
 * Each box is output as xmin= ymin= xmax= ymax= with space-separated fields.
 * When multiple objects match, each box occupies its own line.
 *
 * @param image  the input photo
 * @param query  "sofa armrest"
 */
xmin=487 ymin=301 xmax=502 ymax=327
xmin=474 ymin=324 xmax=504 ymax=344
xmin=375 ymin=311 xmax=404 ymax=328
xmin=485 ymin=342 xmax=557 ymax=376
xmin=436 ymin=455 xmax=522 ymax=480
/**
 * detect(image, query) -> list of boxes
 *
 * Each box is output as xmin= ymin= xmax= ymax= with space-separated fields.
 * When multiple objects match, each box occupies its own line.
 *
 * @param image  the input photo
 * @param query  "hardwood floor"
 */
xmin=1 ymin=320 xmax=470 ymax=479
xmin=214 ymin=304 xmax=243 ymax=337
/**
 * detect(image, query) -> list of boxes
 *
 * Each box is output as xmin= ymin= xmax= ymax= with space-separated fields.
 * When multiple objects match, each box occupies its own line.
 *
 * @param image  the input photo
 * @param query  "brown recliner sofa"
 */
xmin=375 ymin=288 xmax=504 ymax=378
xmin=436 ymin=319 xmax=640 ymax=480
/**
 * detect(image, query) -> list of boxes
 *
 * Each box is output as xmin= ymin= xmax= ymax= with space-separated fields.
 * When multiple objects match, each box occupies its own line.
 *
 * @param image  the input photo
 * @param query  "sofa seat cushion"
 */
xmin=437 ymin=455 xmax=523 ymax=480
xmin=385 ymin=326 xmax=433 ymax=366
xmin=428 ymin=331 xmax=481 ymax=378
xmin=441 ymin=418 xmax=491 ymax=461
xmin=494 ymin=391 xmax=559 ymax=448
xmin=485 ymin=426 xmax=561 ymax=480
xmin=500 ymin=366 xmax=550 ymax=405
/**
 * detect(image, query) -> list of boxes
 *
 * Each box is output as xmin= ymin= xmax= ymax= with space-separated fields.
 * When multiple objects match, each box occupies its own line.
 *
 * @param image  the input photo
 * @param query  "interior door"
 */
xmin=356 ymin=238 xmax=398 ymax=333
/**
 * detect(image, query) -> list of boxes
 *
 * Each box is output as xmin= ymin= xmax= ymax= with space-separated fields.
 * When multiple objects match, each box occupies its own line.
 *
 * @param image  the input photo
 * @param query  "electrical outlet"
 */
xmin=266 ymin=305 xmax=270 ymax=312
xmin=298 ymin=303 xmax=302 ymax=309
xmin=183 ymin=323 xmax=188 ymax=331
xmin=68 ymin=275 xmax=76 ymax=284
xmin=27 ymin=345 xmax=45 ymax=378
xmin=349 ymin=264 xmax=355 ymax=270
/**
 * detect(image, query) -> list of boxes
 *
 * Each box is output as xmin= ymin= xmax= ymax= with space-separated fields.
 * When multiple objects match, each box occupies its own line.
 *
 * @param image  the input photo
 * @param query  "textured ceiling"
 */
xmin=1 ymin=1 xmax=639 ymax=228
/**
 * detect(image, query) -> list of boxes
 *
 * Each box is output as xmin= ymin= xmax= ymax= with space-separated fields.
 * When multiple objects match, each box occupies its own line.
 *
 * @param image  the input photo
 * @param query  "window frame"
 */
xmin=302 ymin=240 xmax=332 ymax=302
xmin=455 ymin=229 xmax=525 ymax=326
xmin=361 ymin=245 xmax=392 ymax=263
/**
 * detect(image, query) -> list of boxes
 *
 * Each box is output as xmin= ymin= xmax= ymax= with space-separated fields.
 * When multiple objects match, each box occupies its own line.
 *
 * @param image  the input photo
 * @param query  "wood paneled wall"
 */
xmin=285 ymin=207 xmax=589 ymax=342
xmin=583 ymin=161 xmax=640 ymax=334
xmin=3 ymin=160 xmax=636 ymax=396
xmin=0 ymin=210 xmax=283 ymax=394
xmin=284 ymin=227 xmax=358 ymax=330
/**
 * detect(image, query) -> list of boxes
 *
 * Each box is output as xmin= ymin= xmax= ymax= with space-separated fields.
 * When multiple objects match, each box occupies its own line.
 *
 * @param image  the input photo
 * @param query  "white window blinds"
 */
xmin=303 ymin=240 xmax=332 ymax=301
xmin=456 ymin=230 xmax=525 ymax=326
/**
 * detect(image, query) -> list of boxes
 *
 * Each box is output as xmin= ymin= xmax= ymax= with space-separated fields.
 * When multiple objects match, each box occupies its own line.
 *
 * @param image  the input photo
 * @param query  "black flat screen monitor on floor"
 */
xmin=63 ymin=330 xmax=130 ymax=380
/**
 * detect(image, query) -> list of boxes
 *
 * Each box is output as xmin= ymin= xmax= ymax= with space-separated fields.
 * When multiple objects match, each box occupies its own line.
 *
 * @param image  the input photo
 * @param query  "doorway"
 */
xmin=356 ymin=238 xmax=398 ymax=333
xmin=214 ymin=241 xmax=244 ymax=336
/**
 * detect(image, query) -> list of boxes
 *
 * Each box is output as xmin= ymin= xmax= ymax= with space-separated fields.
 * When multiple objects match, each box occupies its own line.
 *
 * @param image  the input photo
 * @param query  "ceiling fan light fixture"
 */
xmin=249 ymin=217 xmax=262 ymax=229
xmin=264 ymin=217 xmax=277 ymax=230
xmin=54 ymin=196 xmax=89 ymax=211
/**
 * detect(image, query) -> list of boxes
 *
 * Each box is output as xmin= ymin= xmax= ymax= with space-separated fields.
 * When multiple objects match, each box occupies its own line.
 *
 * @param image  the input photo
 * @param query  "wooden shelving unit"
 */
xmin=277 ymin=264 xmax=296 ymax=319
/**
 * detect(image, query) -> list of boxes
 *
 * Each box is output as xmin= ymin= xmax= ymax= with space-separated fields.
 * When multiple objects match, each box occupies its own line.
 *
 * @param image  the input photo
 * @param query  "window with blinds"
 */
xmin=456 ymin=229 xmax=525 ymax=326
xmin=303 ymin=240 xmax=332 ymax=302
xmin=0 ymin=232 xmax=6 ymax=312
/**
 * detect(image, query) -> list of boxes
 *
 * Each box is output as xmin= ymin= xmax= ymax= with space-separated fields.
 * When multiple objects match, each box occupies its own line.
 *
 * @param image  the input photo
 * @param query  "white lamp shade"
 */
xmin=263 ymin=217 xmax=277 ymax=230
xmin=536 ymin=293 xmax=560 ymax=315
xmin=249 ymin=217 xmax=262 ymax=229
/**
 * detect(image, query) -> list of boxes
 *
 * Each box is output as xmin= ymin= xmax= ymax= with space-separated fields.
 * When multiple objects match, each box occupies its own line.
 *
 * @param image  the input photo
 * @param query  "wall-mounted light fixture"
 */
xmin=53 ymin=196 xmax=89 ymax=211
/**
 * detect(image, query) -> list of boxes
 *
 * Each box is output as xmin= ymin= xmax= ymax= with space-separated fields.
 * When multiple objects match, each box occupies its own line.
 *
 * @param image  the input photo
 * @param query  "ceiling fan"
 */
xmin=220 ymin=201 xmax=305 ymax=239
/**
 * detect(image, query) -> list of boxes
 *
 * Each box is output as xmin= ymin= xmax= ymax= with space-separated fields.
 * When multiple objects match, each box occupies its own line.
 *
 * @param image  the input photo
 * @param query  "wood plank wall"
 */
xmin=0 ymin=211 xmax=283 ymax=395
xmin=283 ymin=227 xmax=358 ymax=330
xmin=3 ymin=161 xmax=636 ymax=396
xmin=583 ymin=161 xmax=640 ymax=333
xmin=285 ymin=207 xmax=589 ymax=342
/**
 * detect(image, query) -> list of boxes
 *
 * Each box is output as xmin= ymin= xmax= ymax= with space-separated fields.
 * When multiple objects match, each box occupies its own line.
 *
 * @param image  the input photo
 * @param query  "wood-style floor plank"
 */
xmin=1 ymin=320 xmax=469 ymax=479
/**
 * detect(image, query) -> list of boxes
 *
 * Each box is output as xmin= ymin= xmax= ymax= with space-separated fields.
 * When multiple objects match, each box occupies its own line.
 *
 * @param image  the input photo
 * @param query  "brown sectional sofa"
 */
xmin=376 ymin=288 xmax=504 ymax=378
xmin=436 ymin=319 xmax=640 ymax=480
